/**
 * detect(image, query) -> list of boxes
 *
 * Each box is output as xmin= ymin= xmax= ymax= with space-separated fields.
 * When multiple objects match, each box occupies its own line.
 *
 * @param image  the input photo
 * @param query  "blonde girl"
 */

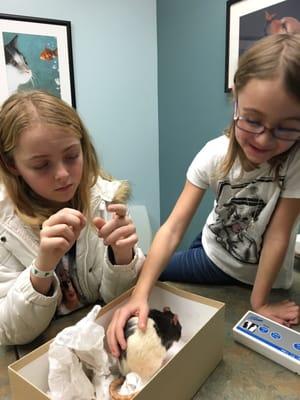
xmin=0 ymin=91 xmax=144 ymax=345
xmin=107 ymin=33 xmax=300 ymax=357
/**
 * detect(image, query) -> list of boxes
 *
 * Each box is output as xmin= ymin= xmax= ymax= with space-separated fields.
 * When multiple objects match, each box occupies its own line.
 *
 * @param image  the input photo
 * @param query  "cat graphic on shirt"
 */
xmin=209 ymin=184 xmax=266 ymax=264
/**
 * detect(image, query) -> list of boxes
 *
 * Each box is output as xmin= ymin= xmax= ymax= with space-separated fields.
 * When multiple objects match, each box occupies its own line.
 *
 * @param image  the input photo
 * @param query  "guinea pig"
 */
xmin=118 ymin=307 xmax=182 ymax=381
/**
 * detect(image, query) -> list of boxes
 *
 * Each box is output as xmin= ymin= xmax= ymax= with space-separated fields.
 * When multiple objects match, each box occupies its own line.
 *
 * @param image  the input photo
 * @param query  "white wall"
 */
xmin=1 ymin=0 xmax=160 ymax=232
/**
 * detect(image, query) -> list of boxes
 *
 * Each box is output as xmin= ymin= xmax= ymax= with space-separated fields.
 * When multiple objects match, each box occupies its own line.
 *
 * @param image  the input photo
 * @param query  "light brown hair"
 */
xmin=0 ymin=90 xmax=130 ymax=225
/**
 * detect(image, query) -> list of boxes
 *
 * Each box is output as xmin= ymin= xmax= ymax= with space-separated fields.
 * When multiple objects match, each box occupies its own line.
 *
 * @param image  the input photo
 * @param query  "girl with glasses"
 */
xmin=107 ymin=33 xmax=300 ymax=357
xmin=0 ymin=91 xmax=145 ymax=345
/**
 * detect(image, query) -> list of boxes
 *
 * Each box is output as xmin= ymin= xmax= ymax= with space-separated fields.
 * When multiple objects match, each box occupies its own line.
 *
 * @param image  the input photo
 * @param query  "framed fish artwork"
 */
xmin=225 ymin=0 xmax=300 ymax=92
xmin=0 ymin=13 xmax=76 ymax=107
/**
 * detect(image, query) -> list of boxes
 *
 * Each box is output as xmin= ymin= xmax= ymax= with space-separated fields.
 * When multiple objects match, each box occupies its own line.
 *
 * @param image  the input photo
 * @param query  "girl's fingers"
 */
xmin=93 ymin=217 xmax=106 ymax=230
xmin=264 ymin=300 xmax=300 ymax=327
xmin=285 ymin=306 xmax=300 ymax=322
xmin=39 ymin=236 xmax=72 ymax=253
xmin=43 ymin=209 xmax=86 ymax=230
xmin=101 ymin=224 xmax=137 ymax=246
xmin=107 ymin=203 xmax=128 ymax=218
xmin=107 ymin=303 xmax=144 ymax=357
xmin=288 ymin=316 xmax=300 ymax=325
xmin=114 ymin=309 xmax=134 ymax=352
xmin=41 ymin=224 xmax=75 ymax=242
xmin=137 ymin=305 xmax=149 ymax=331
xmin=107 ymin=308 xmax=128 ymax=357
xmin=106 ymin=313 xmax=120 ymax=357
xmin=114 ymin=233 xmax=138 ymax=248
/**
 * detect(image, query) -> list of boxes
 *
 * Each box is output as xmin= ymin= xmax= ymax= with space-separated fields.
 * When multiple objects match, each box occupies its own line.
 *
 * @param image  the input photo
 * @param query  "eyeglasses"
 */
xmin=234 ymin=113 xmax=300 ymax=142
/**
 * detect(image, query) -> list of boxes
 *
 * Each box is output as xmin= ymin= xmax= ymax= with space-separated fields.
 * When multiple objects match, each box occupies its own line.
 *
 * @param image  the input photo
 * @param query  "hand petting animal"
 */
xmin=118 ymin=307 xmax=182 ymax=381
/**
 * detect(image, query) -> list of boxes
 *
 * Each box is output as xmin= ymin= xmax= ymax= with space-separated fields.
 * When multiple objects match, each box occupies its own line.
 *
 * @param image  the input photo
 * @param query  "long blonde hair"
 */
xmin=0 ymin=90 xmax=130 ymax=225
xmin=220 ymin=33 xmax=300 ymax=180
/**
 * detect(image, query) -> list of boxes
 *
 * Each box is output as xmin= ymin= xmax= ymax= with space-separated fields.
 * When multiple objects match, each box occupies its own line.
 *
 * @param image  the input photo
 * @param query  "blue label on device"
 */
xmin=271 ymin=332 xmax=281 ymax=340
xmin=259 ymin=326 xmax=269 ymax=334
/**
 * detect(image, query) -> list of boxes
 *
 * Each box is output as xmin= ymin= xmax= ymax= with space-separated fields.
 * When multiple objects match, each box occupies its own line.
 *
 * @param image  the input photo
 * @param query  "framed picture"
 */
xmin=0 ymin=13 xmax=76 ymax=107
xmin=225 ymin=0 xmax=300 ymax=92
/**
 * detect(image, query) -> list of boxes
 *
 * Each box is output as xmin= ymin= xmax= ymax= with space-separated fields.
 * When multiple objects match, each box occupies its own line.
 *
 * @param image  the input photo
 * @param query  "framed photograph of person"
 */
xmin=224 ymin=0 xmax=300 ymax=92
xmin=0 ymin=13 xmax=76 ymax=107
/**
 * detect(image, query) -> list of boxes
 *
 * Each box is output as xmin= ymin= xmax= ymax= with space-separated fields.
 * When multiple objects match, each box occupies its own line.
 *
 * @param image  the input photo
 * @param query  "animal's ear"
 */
xmin=265 ymin=11 xmax=276 ymax=21
xmin=11 ymin=34 xmax=18 ymax=46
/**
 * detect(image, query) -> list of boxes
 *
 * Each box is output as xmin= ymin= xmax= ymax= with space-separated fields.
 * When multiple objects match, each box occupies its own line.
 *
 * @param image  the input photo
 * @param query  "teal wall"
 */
xmin=3 ymin=1 xmax=237 ymax=250
xmin=157 ymin=0 xmax=233 ymax=249
xmin=1 ymin=0 xmax=160 ymax=232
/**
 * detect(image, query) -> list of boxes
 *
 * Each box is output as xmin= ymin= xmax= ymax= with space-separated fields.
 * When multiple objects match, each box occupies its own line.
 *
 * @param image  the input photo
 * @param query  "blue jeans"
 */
xmin=159 ymin=233 xmax=239 ymax=284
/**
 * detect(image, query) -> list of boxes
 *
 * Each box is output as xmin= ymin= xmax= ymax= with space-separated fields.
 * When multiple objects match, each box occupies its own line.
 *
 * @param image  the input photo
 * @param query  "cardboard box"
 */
xmin=8 ymin=282 xmax=225 ymax=400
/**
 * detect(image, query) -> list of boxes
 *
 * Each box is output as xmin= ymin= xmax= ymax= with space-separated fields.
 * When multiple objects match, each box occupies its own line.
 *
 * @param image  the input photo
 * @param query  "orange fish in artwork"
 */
xmin=40 ymin=47 xmax=58 ymax=61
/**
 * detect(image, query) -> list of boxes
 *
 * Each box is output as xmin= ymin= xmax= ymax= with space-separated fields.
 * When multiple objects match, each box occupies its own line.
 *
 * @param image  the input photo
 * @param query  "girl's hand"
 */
xmin=256 ymin=300 xmax=300 ymax=327
xmin=36 ymin=208 xmax=86 ymax=271
xmin=93 ymin=204 xmax=138 ymax=265
xmin=106 ymin=295 xmax=149 ymax=357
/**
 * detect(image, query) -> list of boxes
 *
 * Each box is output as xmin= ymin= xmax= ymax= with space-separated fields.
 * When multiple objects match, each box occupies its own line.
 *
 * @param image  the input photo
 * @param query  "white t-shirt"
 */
xmin=187 ymin=135 xmax=300 ymax=289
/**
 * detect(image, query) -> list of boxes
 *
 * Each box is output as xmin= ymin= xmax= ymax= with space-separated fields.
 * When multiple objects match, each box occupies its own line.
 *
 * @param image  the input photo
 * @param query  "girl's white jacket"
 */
xmin=0 ymin=178 xmax=145 ymax=345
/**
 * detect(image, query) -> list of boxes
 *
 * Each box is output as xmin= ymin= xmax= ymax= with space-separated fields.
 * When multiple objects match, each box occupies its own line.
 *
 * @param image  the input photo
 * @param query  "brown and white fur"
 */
xmin=118 ymin=307 xmax=182 ymax=381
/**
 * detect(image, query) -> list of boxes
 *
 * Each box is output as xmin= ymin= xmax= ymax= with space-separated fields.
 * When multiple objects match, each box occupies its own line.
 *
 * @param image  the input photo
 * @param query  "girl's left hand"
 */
xmin=256 ymin=300 xmax=300 ymax=327
xmin=93 ymin=203 xmax=138 ymax=265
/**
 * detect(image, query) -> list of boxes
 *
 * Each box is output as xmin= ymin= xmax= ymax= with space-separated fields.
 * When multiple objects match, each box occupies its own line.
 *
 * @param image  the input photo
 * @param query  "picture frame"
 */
xmin=0 ymin=13 xmax=76 ymax=107
xmin=224 ymin=0 xmax=300 ymax=92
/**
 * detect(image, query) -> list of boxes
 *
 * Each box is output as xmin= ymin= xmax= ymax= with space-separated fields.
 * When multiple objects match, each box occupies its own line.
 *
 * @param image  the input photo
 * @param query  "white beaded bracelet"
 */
xmin=30 ymin=264 xmax=55 ymax=278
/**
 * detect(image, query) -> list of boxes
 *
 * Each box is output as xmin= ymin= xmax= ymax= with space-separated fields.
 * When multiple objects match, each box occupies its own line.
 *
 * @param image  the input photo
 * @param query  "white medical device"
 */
xmin=233 ymin=311 xmax=300 ymax=374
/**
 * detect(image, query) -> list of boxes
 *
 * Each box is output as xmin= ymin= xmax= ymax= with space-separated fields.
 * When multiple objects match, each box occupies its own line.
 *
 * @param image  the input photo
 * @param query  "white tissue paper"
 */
xmin=48 ymin=305 xmax=182 ymax=399
xmin=48 ymin=305 xmax=116 ymax=400
xmin=118 ymin=372 xmax=144 ymax=396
